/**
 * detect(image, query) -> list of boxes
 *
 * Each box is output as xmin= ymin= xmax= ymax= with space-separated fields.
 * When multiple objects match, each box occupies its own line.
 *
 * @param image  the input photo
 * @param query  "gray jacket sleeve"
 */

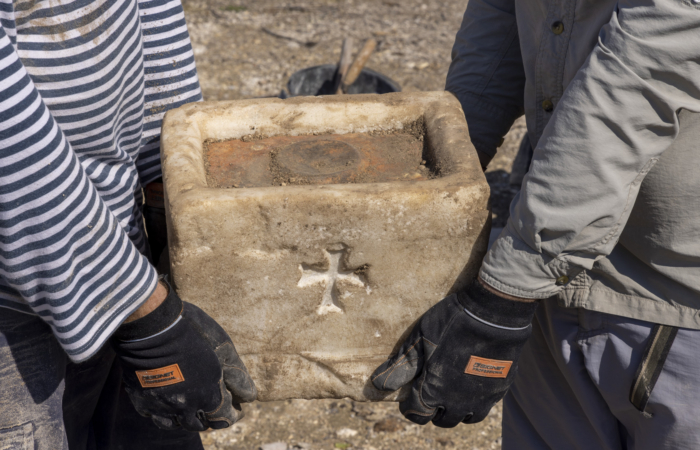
xmin=480 ymin=0 xmax=700 ymax=298
xmin=445 ymin=0 xmax=526 ymax=166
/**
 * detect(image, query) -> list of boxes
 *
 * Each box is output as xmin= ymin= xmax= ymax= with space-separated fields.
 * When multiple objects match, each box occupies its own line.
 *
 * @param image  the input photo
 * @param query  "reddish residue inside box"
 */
xmin=204 ymin=133 xmax=432 ymax=188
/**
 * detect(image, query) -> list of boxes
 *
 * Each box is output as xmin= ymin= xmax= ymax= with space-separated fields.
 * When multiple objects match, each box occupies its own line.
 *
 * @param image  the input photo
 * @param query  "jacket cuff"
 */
xmin=113 ymin=279 xmax=183 ymax=341
xmin=457 ymin=279 xmax=538 ymax=328
xmin=479 ymin=223 xmax=584 ymax=299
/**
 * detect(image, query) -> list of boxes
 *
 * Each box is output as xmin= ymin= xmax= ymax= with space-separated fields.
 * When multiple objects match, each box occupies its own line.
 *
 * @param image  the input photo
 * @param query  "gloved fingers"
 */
xmin=397 ymin=373 xmax=438 ymax=425
xmin=151 ymin=414 xmax=181 ymax=430
xmin=201 ymin=377 xmax=245 ymax=430
xmin=206 ymin=405 xmax=244 ymax=430
xmin=177 ymin=412 xmax=207 ymax=432
xmin=462 ymin=407 xmax=490 ymax=424
xmin=124 ymin=387 xmax=169 ymax=420
xmin=372 ymin=328 xmax=432 ymax=391
xmin=217 ymin=342 xmax=258 ymax=403
xmin=222 ymin=363 xmax=257 ymax=403
xmin=202 ymin=402 xmax=244 ymax=430
xmin=431 ymin=407 xmax=470 ymax=428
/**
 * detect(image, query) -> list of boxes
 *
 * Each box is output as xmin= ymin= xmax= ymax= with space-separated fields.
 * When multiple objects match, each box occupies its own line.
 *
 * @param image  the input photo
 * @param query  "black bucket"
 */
xmin=287 ymin=64 xmax=401 ymax=97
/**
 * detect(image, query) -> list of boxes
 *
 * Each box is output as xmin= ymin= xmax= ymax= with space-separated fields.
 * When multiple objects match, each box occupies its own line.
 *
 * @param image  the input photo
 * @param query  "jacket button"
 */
xmin=556 ymin=276 xmax=569 ymax=286
xmin=551 ymin=21 xmax=564 ymax=35
xmin=542 ymin=99 xmax=554 ymax=112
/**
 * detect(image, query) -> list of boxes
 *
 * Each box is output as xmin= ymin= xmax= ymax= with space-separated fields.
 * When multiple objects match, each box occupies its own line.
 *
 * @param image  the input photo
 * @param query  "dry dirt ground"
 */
xmin=184 ymin=1 xmax=524 ymax=448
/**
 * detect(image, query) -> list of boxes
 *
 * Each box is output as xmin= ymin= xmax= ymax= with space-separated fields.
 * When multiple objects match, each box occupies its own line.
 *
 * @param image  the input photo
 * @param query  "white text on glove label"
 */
xmin=464 ymin=356 xmax=512 ymax=378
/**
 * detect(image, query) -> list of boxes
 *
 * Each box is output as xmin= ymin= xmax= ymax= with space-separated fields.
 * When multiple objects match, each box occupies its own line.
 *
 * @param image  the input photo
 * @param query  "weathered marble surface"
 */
xmin=160 ymin=92 xmax=490 ymax=401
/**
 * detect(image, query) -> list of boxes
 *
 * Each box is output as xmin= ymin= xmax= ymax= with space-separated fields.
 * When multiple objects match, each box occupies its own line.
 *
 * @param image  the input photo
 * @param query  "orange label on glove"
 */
xmin=464 ymin=356 xmax=512 ymax=378
xmin=136 ymin=364 xmax=185 ymax=388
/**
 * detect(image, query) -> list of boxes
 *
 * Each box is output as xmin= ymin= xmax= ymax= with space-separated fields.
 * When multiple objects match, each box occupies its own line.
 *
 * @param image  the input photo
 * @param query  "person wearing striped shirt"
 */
xmin=0 ymin=0 xmax=255 ymax=447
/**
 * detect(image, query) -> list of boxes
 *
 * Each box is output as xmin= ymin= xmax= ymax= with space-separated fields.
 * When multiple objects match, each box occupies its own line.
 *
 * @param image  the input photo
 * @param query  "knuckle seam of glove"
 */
xmin=423 ymin=337 xmax=437 ymax=349
xmin=382 ymin=357 xmax=418 ymax=389
xmin=169 ymin=415 xmax=184 ymax=429
xmin=372 ymin=336 xmax=423 ymax=383
xmin=216 ymin=341 xmax=233 ymax=352
xmin=223 ymin=364 xmax=254 ymax=394
xmin=418 ymin=375 xmax=434 ymax=411
xmin=204 ymin=376 xmax=227 ymax=416
xmin=440 ymin=312 xmax=461 ymax=342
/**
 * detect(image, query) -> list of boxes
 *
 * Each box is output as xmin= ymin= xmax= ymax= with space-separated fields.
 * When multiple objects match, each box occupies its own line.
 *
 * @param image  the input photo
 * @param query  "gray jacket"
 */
xmin=446 ymin=0 xmax=700 ymax=328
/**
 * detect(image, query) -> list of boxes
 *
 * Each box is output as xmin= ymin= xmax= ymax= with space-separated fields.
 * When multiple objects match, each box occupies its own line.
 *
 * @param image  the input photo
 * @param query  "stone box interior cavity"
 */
xmin=160 ymin=92 xmax=490 ymax=401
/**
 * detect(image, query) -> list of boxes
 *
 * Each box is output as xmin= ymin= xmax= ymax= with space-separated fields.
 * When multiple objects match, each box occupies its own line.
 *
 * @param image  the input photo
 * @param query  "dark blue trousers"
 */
xmin=0 ymin=307 xmax=203 ymax=450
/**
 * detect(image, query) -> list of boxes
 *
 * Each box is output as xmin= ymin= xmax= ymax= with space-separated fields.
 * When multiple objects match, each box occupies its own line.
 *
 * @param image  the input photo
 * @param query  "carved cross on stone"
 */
xmin=297 ymin=248 xmax=367 ymax=315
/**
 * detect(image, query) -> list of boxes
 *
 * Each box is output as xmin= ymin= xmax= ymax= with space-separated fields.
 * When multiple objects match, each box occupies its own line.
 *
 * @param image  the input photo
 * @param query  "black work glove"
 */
xmin=371 ymin=279 xmax=537 ymax=428
xmin=112 ymin=279 xmax=257 ymax=431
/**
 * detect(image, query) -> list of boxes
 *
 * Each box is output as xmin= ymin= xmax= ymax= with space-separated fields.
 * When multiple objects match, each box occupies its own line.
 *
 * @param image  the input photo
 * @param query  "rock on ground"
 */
xmin=184 ymin=0 xmax=522 ymax=448
xmin=200 ymin=399 xmax=503 ymax=450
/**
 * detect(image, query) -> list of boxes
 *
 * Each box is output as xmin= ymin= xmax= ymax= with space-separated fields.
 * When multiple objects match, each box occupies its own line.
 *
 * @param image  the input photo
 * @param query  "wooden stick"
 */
xmin=339 ymin=38 xmax=377 ymax=94
xmin=334 ymin=38 xmax=355 ymax=95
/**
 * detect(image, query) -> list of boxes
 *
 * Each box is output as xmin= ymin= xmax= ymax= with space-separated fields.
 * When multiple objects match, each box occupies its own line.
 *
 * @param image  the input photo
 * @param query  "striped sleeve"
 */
xmin=136 ymin=0 xmax=202 ymax=186
xmin=0 ymin=0 xmax=14 ymax=45
xmin=0 ymin=26 xmax=158 ymax=362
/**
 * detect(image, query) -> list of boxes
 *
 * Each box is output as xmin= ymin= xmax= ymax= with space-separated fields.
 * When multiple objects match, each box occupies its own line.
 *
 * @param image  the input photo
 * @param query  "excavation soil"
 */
xmin=184 ymin=0 xmax=524 ymax=448
xmin=205 ymin=130 xmax=432 ymax=188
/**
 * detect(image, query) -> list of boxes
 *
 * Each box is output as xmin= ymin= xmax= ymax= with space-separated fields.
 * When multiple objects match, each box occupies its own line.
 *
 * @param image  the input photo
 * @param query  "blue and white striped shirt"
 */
xmin=0 ymin=0 xmax=202 ymax=362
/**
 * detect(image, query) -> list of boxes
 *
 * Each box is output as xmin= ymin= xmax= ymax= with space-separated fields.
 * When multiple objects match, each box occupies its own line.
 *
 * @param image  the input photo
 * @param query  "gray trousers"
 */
xmin=503 ymin=299 xmax=700 ymax=449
